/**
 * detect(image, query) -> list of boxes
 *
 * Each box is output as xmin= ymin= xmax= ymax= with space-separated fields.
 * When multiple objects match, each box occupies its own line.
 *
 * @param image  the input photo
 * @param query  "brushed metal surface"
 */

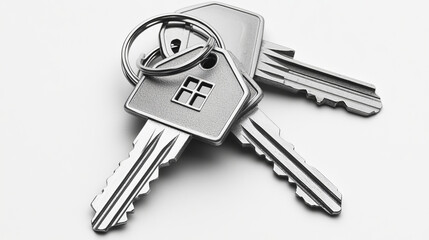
xmin=160 ymin=2 xmax=382 ymax=116
xmin=91 ymin=120 xmax=191 ymax=232
xmin=126 ymin=45 xmax=250 ymax=145
xmin=160 ymin=2 xmax=264 ymax=77
xmin=232 ymin=107 xmax=342 ymax=214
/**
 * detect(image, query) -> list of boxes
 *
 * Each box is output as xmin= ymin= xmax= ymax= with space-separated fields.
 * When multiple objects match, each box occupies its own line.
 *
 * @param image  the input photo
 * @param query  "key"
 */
xmin=230 ymin=56 xmax=342 ymax=214
xmin=159 ymin=2 xmax=382 ymax=116
xmin=91 ymin=45 xmax=250 ymax=232
xmin=136 ymin=51 xmax=342 ymax=215
xmin=232 ymin=105 xmax=342 ymax=214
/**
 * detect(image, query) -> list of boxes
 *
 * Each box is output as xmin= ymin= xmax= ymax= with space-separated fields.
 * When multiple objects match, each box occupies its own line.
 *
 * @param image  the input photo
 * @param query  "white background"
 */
xmin=1 ymin=0 xmax=428 ymax=239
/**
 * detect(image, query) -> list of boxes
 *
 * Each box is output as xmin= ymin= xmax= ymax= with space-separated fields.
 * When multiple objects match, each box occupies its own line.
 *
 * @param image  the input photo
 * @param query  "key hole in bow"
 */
xmin=200 ymin=53 xmax=217 ymax=70
xmin=170 ymin=39 xmax=181 ymax=54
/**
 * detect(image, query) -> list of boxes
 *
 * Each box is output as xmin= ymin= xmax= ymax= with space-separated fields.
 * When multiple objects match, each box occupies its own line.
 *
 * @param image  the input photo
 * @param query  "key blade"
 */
xmin=257 ymin=40 xmax=295 ymax=58
xmin=91 ymin=120 xmax=190 ymax=232
xmin=232 ymin=108 xmax=342 ymax=215
xmin=255 ymin=40 xmax=382 ymax=116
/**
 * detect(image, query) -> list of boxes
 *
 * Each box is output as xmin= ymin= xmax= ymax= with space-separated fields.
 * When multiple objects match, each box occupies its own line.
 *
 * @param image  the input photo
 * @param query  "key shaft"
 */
xmin=256 ymin=41 xmax=382 ymax=116
xmin=91 ymin=120 xmax=190 ymax=232
xmin=232 ymin=107 xmax=342 ymax=214
xmin=92 ymin=44 xmax=250 ymax=232
xmin=160 ymin=2 xmax=382 ymax=116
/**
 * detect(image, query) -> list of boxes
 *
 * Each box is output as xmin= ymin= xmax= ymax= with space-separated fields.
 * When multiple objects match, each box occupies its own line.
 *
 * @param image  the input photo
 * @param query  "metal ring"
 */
xmin=121 ymin=13 xmax=225 ymax=85
xmin=135 ymin=38 xmax=215 ymax=80
xmin=139 ymin=37 xmax=215 ymax=77
xmin=135 ymin=48 xmax=162 ymax=81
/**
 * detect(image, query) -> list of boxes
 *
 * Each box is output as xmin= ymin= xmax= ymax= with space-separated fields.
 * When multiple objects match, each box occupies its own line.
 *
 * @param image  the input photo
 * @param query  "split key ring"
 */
xmin=121 ymin=13 xmax=225 ymax=85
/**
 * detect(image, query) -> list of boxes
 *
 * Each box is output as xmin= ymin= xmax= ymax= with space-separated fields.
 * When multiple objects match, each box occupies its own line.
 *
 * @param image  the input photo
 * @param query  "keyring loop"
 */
xmin=139 ymin=37 xmax=215 ymax=77
xmin=121 ymin=13 xmax=225 ymax=85
xmin=136 ymin=48 xmax=163 ymax=81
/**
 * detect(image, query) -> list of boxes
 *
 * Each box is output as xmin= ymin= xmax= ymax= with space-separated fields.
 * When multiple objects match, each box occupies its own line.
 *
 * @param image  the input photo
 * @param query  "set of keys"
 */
xmin=91 ymin=2 xmax=382 ymax=232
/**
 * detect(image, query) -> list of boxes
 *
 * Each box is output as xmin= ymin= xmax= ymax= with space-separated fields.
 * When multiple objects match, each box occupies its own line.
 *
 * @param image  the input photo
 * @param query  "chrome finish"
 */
xmin=160 ymin=2 xmax=264 ymax=77
xmin=138 ymin=29 xmax=343 ymax=216
xmin=161 ymin=2 xmax=382 ymax=116
xmin=91 ymin=120 xmax=191 ymax=232
xmin=139 ymin=37 xmax=215 ymax=77
xmin=126 ymin=45 xmax=250 ymax=145
xmin=256 ymin=41 xmax=382 ymax=116
xmin=136 ymin=49 xmax=264 ymax=117
xmin=92 ymin=43 xmax=251 ymax=232
xmin=121 ymin=13 xmax=225 ymax=85
xmin=232 ymin=107 xmax=342 ymax=214
xmin=136 ymin=48 xmax=161 ymax=79
xmin=232 ymin=53 xmax=342 ymax=215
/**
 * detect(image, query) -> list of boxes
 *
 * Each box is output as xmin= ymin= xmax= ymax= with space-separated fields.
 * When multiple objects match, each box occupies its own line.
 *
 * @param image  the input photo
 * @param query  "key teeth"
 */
xmin=137 ymin=168 xmax=159 ymax=197
xmin=295 ymin=187 xmax=318 ymax=207
xmin=93 ymin=157 xmax=177 ymax=228
xmin=272 ymin=163 xmax=287 ymax=176
xmin=287 ymin=84 xmax=381 ymax=116
xmin=238 ymin=134 xmax=273 ymax=162
xmin=91 ymin=124 xmax=190 ymax=232
xmin=235 ymin=114 xmax=342 ymax=215
xmin=255 ymin=147 xmax=323 ymax=208
xmin=139 ymin=183 xmax=151 ymax=197
xmin=273 ymin=164 xmax=310 ymax=196
xmin=117 ymin=210 xmax=129 ymax=225
xmin=256 ymin=47 xmax=383 ymax=116
xmin=272 ymin=163 xmax=297 ymax=185
xmin=91 ymin=143 xmax=141 ymax=214
xmin=294 ymin=183 xmax=342 ymax=215
xmin=254 ymin=146 xmax=266 ymax=158
xmin=275 ymin=162 xmax=342 ymax=214
xmin=275 ymin=158 xmax=342 ymax=215
xmin=241 ymin=134 xmax=296 ymax=182
xmin=304 ymin=90 xmax=381 ymax=116
xmin=128 ymin=203 xmax=135 ymax=212
xmin=92 ymin=130 xmax=158 ymax=218
xmin=223 ymin=130 xmax=335 ymax=212
xmin=91 ymin=158 xmax=177 ymax=232
xmin=91 ymin=153 xmax=141 ymax=231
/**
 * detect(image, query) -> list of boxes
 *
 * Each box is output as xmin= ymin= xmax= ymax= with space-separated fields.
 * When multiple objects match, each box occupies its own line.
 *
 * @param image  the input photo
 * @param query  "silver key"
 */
xmin=233 ymin=108 xmax=341 ymax=214
xmin=91 ymin=45 xmax=250 ymax=232
xmin=137 ymin=51 xmax=342 ymax=215
xmin=160 ymin=2 xmax=382 ymax=116
xmin=232 ymin=58 xmax=342 ymax=215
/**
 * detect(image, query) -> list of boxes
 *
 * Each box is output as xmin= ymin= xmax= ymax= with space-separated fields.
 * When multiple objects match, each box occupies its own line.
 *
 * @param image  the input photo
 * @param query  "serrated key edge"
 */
xmin=255 ymin=40 xmax=382 ymax=116
xmin=91 ymin=120 xmax=190 ymax=232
